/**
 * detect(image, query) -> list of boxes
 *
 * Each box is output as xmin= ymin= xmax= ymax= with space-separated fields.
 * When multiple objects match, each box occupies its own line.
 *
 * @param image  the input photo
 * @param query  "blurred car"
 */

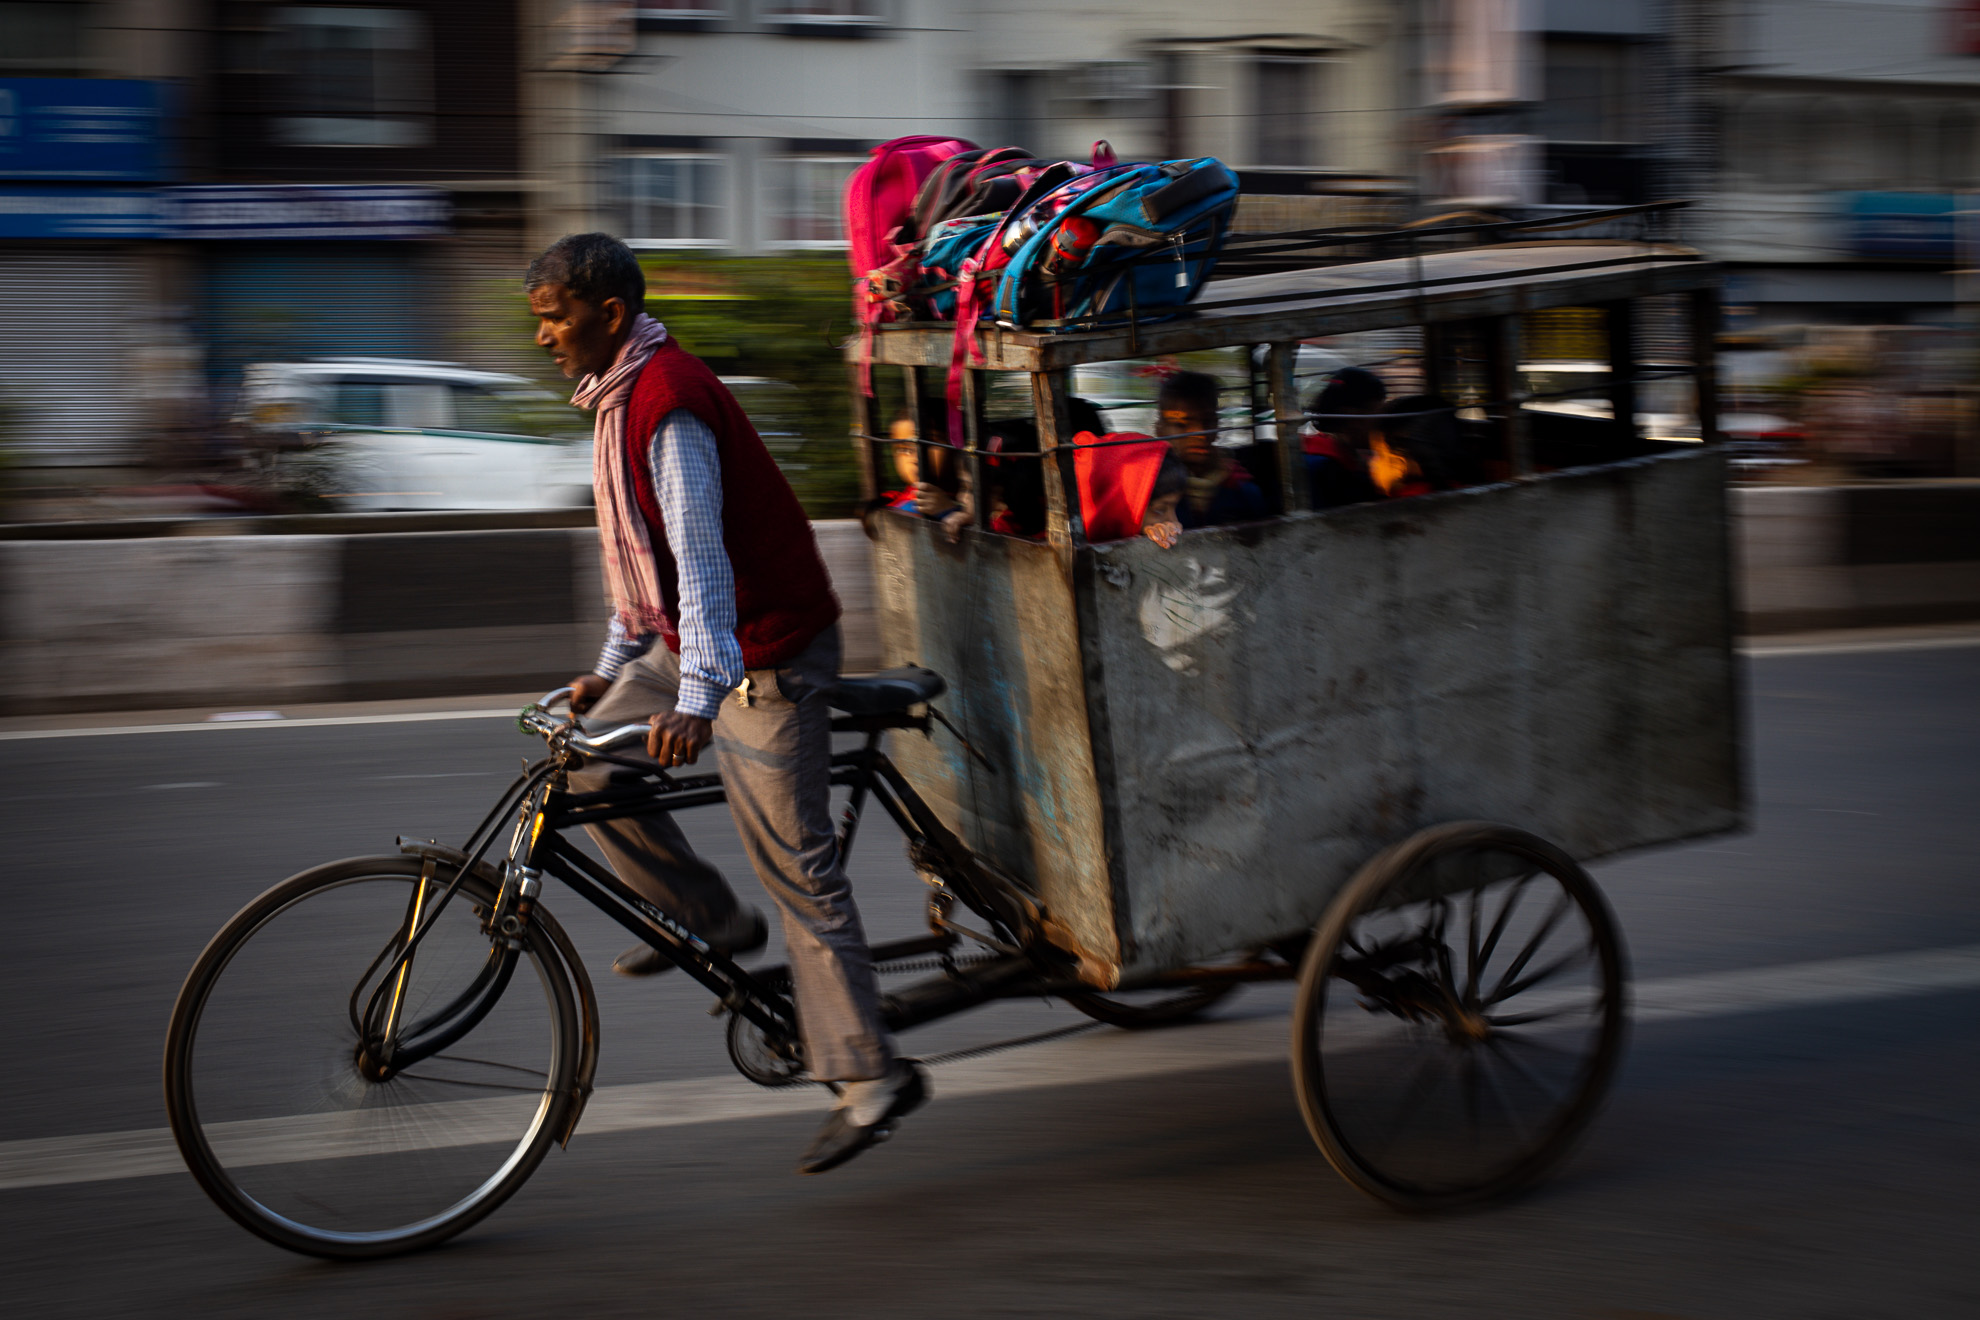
xmin=1719 ymin=410 xmax=1808 ymax=474
xmin=238 ymin=359 xmax=593 ymax=511
xmin=1519 ymin=360 xmax=1700 ymax=443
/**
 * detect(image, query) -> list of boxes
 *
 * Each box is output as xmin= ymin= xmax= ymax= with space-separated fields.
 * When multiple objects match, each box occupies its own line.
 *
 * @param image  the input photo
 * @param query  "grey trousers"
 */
xmin=571 ymin=625 xmax=894 ymax=1082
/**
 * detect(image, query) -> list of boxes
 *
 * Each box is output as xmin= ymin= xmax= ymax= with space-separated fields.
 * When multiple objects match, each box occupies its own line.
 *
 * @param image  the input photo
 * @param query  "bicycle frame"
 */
xmin=359 ymin=710 xmax=1058 ymax=1083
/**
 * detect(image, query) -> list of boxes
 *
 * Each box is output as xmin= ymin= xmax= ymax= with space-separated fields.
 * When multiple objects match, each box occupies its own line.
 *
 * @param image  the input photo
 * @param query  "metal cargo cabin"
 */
xmin=852 ymin=220 xmax=1743 ymax=988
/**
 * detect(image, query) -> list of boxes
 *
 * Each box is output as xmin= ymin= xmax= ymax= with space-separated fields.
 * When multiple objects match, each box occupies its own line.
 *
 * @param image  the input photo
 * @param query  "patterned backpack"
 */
xmin=842 ymin=134 xmax=976 ymax=389
xmin=936 ymin=156 xmax=1235 ymax=439
xmin=989 ymin=157 xmax=1239 ymax=328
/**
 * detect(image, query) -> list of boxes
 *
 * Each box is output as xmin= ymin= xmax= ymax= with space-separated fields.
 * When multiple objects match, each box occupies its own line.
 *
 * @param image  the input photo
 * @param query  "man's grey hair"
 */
xmin=525 ymin=232 xmax=646 ymax=311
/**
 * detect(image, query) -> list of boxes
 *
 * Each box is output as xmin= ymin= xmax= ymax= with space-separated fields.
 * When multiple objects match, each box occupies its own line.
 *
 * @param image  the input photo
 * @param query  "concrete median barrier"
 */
xmin=1737 ymin=484 xmax=1980 ymax=634
xmin=0 ymin=520 xmax=880 ymax=716
xmin=0 ymin=486 xmax=1975 ymax=715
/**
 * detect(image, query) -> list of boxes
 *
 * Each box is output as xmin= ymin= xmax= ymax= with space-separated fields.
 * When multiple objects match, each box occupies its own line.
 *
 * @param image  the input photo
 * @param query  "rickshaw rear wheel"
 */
xmin=1292 ymin=821 xmax=1628 ymax=1211
xmin=1064 ymin=982 xmax=1238 ymax=1029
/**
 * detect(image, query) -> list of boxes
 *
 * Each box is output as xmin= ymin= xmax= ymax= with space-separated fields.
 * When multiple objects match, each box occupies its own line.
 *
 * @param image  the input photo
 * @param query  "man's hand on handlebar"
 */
xmin=648 ymin=710 xmax=713 ymax=768
xmin=567 ymin=673 xmax=611 ymax=715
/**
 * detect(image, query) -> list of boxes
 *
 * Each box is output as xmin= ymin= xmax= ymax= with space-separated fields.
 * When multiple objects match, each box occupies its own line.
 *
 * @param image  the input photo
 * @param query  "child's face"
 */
xmin=890 ymin=438 xmax=918 ymax=487
xmin=1158 ymin=403 xmax=1218 ymax=471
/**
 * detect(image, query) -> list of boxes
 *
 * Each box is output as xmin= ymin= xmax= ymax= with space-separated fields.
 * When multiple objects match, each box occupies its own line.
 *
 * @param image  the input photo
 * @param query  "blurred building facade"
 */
xmin=0 ymin=0 xmax=529 ymax=473
xmin=1422 ymin=0 xmax=1980 ymax=330
xmin=1707 ymin=0 xmax=1980 ymax=328
xmin=523 ymin=0 xmax=1413 ymax=255
xmin=8 ymin=0 xmax=1980 ymax=480
xmin=1 ymin=1 xmax=193 ymax=467
xmin=1422 ymin=1 xmax=1707 ymax=211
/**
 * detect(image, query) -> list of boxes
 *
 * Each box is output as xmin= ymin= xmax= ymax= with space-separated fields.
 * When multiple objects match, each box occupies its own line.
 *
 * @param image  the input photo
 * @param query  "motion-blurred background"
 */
xmin=5 ymin=0 xmax=1980 ymax=523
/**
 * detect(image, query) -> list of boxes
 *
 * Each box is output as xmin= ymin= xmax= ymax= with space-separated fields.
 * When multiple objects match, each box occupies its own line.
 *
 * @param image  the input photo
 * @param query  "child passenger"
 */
xmin=1304 ymin=367 xmax=1386 ymax=509
xmin=1156 ymin=370 xmax=1264 ymax=529
xmin=1369 ymin=395 xmax=1464 ymax=498
xmin=883 ymin=408 xmax=921 ymax=511
xmin=878 ymin=403 xmax=969 ymax=534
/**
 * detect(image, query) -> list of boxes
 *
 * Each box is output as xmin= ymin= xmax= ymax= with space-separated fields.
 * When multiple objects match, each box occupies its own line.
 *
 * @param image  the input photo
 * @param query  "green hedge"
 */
xmin=639 ymin=253 xmax=861 ymax=519
xmin=492 ymin=252 xmax=865 ymax=519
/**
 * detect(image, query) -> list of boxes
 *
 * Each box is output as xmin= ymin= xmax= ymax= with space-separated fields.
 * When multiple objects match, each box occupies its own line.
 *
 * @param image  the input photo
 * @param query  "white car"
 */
xmin=238 ymin=359 xmax=594 ymax=511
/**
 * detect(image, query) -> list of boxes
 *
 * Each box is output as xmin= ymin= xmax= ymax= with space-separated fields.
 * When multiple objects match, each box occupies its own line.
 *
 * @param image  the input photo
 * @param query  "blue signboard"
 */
xmin=160 ymin=186 xmax=450 ymax=240
xmin=0 ymin=79 xmax=166 ymax=182
xmin=1841 ymin=192 xmax=1958 ymax=261
xmin=0 ymin=183 xmax=449 ymax=240
xmin=0 ymin=185 xmax=160 ymax=238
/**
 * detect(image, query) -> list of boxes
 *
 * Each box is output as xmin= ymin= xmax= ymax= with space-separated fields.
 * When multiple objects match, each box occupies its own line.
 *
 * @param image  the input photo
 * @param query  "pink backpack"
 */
xmin=844 ymin=134 xmax=975 ymax=392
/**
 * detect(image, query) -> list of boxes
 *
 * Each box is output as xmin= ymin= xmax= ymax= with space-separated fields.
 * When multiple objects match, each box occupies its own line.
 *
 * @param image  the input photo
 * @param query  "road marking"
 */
xmin=4 ymin=942 xmax=1978 ymax=1195
xmin=0 ymin=709 xmax=521 ymax=741
xmin=1742 ymin=632 xmax=1980 ymax=658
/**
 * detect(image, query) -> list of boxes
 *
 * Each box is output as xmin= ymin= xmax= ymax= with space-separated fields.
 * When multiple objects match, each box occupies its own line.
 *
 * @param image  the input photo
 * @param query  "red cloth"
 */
xmin=1072 ymin=431 xmax=1168 ymax=542
xmin=1304 ymin=429 xmax=1352 ymax=459
xmin=989 ymin=508 xmax=1038 ymax=539
xmin=623 ymin=340 xmax=841 ymax=669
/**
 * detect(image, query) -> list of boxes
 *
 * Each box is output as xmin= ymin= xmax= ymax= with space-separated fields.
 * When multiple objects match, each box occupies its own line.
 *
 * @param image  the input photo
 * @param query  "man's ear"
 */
xmin=602 ymin=296 xmax=630 ymax=336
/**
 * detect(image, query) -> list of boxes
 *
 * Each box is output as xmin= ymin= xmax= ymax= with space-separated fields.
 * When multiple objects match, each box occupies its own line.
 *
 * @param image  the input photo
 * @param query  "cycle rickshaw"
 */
xmin=165 ymin=210 xmax=1742 ymax=1257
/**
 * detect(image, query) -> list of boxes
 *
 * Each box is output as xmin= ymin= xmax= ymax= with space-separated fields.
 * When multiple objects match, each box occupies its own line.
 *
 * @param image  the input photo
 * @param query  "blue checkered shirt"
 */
xmin=594 ymin=408 xmax=743 ymax=720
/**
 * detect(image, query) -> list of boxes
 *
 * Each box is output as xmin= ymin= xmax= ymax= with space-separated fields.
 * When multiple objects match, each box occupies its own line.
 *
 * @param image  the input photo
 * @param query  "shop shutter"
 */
xmin=0 ymin=247 xmax=146 ymax=465
xmin=204 ymin=243 xmax=433 ymax=400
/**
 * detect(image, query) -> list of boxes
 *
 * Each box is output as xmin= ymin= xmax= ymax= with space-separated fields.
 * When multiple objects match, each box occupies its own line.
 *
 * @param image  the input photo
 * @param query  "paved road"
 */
xmin=1 ymin=641 xmax=1976 ymax=1318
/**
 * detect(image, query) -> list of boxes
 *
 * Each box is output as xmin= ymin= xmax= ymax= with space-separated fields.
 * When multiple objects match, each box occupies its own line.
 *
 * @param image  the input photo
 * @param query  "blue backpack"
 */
xmin=910 ymin=213 xmax=1006 ymax=321
xmin=989 ymin=158 xmax=1239 ymax=329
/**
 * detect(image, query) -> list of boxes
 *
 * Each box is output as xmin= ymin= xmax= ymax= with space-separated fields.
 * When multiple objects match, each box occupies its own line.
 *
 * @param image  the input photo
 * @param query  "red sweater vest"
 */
xmin=621 ymin=340 xmax=840 ymax=670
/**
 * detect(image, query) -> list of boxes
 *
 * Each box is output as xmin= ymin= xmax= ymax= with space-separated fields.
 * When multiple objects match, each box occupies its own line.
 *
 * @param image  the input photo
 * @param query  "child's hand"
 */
xmin=1143 ymin=519 xmax=1181 ymax=549
xmin=915 ymin=481 xmax=955 ymax=518
xmin=937 ymin=507 xmax=969 ymax=544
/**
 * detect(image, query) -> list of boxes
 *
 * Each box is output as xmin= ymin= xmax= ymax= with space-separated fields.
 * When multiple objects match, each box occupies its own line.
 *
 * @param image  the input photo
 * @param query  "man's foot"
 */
xmin=797 ymin=1061 xmax=929 ymax=1176
xmin=612 ymin=907 xmax=768 ymax=977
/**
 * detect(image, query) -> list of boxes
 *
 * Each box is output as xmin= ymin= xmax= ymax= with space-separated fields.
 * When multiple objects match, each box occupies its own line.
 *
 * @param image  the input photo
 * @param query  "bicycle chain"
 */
xmin=872 ymin=950 xmax=1007 ymax=977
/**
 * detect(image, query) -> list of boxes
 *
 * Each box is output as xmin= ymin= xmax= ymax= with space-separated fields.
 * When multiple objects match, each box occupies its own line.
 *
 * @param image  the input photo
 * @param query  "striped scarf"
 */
xmin=572 ymin=313 xmax=672 ymax=637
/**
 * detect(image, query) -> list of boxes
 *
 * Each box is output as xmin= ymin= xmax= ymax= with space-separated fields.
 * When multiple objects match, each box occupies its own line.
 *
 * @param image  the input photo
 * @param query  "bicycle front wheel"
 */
xmin=164 ymin=856 xmax=579 ymax=1258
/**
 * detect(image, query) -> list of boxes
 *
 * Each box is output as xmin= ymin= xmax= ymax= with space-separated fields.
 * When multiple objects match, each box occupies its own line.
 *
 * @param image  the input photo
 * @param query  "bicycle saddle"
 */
xmin=828 ymin=666 xmax=947 ymax=716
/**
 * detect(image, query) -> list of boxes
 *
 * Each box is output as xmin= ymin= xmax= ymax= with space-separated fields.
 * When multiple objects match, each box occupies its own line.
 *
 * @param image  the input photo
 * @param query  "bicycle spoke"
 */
xmin=1473 ymin=872 xmax=1535 ymax=979
xmin=1492 ymin=1028 xmax=1586 ymax=1060
xmin=1484 ymin=1003 xmax=1592 ymax=1027
xmin=1369 ymin=1048 xmax=1446 ymax=1161
xmin=1475 ymin=1047 xmax=1535 ymax=1147
xmin=1427 ymin=899 xmax=1462 ymax=1010
xmin=1485 ymin=1033 xmax=1567 ymax=1107
xmin=430 ymin=1054 xmax=549 ymax=1080
xmin=1461 ymin=1050 xmax=1483 ymax=1142
xmin=1485 ymin=891 xmax=1572 ymax=1004
xmin=1488 ymin=945 xmax=1592 ymax=1005
xmin=392 ymin=1073 xmax=553 ymax=1094
xmin=1464 ymin=886 xmax=1483 ymax=1004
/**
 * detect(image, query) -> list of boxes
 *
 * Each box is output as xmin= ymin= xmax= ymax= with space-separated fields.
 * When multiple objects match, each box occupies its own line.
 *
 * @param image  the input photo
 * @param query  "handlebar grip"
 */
xmin=571 ymin=723 xmax=652 ymax=756
xmin=536 ymin=686 xmax=576 ymax=712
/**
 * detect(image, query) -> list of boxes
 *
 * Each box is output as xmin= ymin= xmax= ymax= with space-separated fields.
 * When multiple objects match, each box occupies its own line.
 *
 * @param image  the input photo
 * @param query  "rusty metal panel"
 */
xmin=869 ymin=514 xmax=1120 ymax=968
xmin=1077 ymin=447 xmax=1741 ymax=975
xmin=869 ymin=449 xmax=1740 ymax=982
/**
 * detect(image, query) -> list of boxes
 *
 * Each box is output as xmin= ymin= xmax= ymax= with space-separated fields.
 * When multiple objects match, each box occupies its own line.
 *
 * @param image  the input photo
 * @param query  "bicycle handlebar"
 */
xmin=572 ymin=722 xmax=653 ymax=755
xmin=520 ymin=690 xmax=652 ymax=758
